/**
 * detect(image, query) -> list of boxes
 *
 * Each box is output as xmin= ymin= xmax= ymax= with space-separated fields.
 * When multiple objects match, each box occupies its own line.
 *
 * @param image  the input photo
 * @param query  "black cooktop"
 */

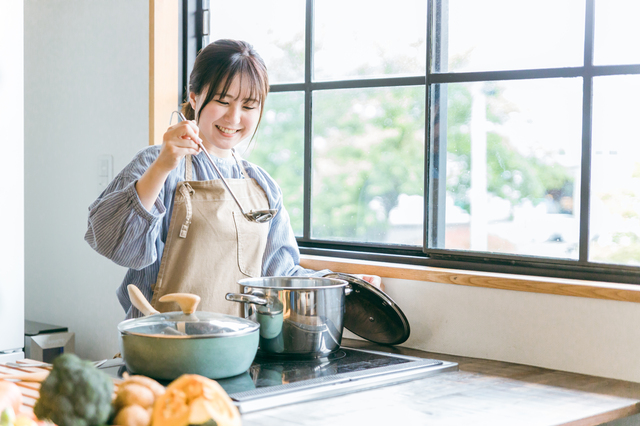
xmin=100 ymin=347 xmax=457 ymax=413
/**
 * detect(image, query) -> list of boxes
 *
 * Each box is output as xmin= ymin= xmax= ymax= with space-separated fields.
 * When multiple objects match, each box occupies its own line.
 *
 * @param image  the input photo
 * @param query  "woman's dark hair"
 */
xmin=182 ymin=39 xmax=269 ymax=137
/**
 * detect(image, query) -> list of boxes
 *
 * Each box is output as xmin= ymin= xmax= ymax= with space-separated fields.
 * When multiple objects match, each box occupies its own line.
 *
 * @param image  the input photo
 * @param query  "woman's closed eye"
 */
xmin=243 ymin=100 xmax=260 ymax=110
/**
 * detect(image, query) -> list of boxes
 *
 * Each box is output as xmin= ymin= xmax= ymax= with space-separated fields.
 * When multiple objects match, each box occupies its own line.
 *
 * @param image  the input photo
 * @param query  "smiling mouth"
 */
xmin=216 ymin=125 xmax=239 ymax=135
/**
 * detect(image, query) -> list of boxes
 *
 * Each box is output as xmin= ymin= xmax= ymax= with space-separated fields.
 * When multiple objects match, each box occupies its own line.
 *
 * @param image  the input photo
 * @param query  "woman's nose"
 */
xmin=224 ymin=105 xmax=242 ymax=124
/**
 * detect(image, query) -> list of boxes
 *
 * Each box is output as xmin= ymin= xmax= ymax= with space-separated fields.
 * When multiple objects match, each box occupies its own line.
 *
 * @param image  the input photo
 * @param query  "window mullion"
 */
xmin=425 ymin=0 xmax=448 ymax=251
xmin=302 ymin=0 xmax=314 ymax=240
xmin=424 ymin=0 xmax=431 ymax=252
xmin=578 ymin=0 xmax=596 ymax=264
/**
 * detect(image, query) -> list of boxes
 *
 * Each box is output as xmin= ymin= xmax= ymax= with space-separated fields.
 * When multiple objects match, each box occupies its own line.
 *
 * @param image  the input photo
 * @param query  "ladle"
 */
xmin=177 ymin=112 xmax=277 ymax=223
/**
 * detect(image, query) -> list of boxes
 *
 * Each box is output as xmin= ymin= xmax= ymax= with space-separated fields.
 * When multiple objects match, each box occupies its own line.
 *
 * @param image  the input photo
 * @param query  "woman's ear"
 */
xmin=189 ymin=92 xmax=197 ymax=110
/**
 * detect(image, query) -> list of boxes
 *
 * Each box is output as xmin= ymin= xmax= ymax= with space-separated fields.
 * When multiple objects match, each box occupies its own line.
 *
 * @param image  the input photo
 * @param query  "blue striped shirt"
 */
xmin=85 ymin=145 xmax=329 ymax=318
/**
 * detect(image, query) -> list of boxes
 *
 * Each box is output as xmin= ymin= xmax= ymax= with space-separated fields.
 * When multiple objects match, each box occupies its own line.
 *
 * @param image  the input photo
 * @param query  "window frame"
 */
xmin=186 ymin=0 xmax=640 ymax=285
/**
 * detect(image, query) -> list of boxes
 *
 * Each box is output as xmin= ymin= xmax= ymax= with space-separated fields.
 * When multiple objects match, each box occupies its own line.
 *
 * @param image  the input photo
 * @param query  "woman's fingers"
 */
xmin=353 ymin=274 xmax=385 ymax=292
xmin=166 ymin=122 xmax=203 ymax=151
xmin=183 ymin=118 xmax=200 ymax=135
xmin=157 ymin=121 xmax=203 ymax=171
xmin=171 ymin=121 xmax=202 ymax=146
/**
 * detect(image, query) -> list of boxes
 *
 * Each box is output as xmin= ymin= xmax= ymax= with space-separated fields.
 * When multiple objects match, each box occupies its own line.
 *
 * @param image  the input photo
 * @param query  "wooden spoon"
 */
xmin=127 ymin=285 xmax=201 ymax=315
xmin=127 ymin=285 xmax=201 ymax=336
xmin=127 ymin=284 xmax=159 ymax=316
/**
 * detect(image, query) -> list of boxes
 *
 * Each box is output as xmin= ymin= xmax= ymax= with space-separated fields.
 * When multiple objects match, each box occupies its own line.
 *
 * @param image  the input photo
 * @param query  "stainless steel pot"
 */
xmin=225 ymin=277 xmax=351 ymax=359
xmin=118 ymin=285 xmax=259 ymax=381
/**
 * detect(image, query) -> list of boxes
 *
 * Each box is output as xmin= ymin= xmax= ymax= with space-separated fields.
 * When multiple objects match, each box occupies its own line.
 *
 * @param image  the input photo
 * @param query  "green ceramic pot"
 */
xmin=117 ymin=310 xmax=259 ymax=381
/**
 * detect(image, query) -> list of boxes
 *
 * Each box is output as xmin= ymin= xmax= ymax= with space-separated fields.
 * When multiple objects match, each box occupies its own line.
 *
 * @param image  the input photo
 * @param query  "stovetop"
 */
xmin=100 ymin=347 xmax=457 ymax=413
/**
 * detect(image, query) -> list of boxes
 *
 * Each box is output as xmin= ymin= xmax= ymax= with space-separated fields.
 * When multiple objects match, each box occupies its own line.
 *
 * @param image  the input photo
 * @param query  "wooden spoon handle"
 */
xmin=158 ymin=293 xmax=201 ymax=314
xmin=127 ymin=284 xmax=160 ymax=316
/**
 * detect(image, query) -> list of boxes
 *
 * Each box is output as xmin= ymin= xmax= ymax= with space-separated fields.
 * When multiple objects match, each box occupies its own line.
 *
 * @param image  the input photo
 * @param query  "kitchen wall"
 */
xmin=24 ymin=0 xmax=148 ymax=359
xmin=22 ymin=1 xmax=640 ymax=383
xmin=376 ymin=277 xmax=640 ymax=382
xmin=0 ymin=0 xmax=25 ymax=357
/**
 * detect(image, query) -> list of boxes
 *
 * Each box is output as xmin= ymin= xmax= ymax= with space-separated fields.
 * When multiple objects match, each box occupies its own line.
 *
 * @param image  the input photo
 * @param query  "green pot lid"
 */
xmin=118 ymin=310 xmax=259 ymax=339
xmin=324 ymin=272 xmax=410 ymax=345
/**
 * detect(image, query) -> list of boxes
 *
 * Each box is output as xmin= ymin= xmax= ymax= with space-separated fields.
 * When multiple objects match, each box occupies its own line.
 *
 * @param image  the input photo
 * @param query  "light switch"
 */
xmin=98 ymin=155 xmax=113 ymax=193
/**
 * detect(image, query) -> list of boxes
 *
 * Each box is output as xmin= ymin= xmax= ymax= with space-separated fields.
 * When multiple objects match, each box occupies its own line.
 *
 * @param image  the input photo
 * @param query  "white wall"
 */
xmin=24 ymin=0 xmax=148 ymax=360
xmin=22 ymin=1 xmax=640 ymax=384
xmin=0 ymin=0 xmax=25 ymax=355
xmin=378 ymin=278 xmax=640 ymax=383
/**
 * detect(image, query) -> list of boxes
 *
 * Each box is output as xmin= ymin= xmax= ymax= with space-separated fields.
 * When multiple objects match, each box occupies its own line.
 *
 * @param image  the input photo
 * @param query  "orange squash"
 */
xmin=151 ymin=375 xmax=240 ymax=426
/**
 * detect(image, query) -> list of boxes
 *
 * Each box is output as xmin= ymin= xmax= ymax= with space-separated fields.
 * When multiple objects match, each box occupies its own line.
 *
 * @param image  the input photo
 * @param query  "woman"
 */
xmin=85 ymin=39 xmax=379 ymax=318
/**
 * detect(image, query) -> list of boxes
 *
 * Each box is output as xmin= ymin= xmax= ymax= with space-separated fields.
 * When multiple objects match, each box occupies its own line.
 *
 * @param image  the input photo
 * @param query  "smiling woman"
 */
xmin=182 ymin=40 xmax=268 ymax=157
xmin=85 ymin=39 xmax=370 ymax=320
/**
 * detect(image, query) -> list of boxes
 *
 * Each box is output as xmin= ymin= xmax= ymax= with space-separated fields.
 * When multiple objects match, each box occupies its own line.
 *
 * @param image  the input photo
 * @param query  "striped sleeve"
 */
xmin=84 ymin=147 xmax=167 ymax=270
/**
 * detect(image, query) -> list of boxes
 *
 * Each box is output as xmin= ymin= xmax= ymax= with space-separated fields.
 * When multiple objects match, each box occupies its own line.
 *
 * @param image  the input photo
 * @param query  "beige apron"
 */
xmin=150 ymin=152 xmax=270 ymax=316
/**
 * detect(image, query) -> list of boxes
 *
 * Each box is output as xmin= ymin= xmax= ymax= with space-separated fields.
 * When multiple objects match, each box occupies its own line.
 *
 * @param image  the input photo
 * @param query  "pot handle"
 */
xmin=225 ymin=293 xmax=268 ymax=306
xmin=158 ymin=293 xmax=201 ymax=315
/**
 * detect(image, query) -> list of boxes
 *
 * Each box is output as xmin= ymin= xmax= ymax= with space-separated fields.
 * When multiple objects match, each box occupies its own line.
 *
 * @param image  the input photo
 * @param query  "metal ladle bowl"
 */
xmin=176 ymin=111 xmax=277 ymax=223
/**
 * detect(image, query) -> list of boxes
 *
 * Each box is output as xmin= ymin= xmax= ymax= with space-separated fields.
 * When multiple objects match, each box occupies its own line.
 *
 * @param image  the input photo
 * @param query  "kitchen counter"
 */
xmin=241 ymin=339 xmax=640 ymax=426
xmin=4 ymin=341 xmax=640 ymax=426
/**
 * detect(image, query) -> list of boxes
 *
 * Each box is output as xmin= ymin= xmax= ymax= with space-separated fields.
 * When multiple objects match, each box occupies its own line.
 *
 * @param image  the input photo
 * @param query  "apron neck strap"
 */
xmin=185 ymin=155 xmax=194 ymax=181
xmin=184 ymin=149 xmax=249 ymax=181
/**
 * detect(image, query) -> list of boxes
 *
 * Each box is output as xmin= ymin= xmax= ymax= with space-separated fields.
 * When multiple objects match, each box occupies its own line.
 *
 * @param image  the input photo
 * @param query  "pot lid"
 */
xmin=118 ymin=311 xmax=259 ymax=339
xmin=324 ymin=272 xmax=410 ymax=345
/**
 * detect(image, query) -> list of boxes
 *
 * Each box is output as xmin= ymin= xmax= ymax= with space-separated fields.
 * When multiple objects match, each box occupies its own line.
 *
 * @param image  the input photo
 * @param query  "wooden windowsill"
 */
xmin=300 ymin=255 xmax=640 ymax=303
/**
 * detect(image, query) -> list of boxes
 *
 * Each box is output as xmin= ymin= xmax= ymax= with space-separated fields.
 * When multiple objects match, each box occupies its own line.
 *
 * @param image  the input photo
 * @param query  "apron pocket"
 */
xmin=233 ymin=211 xmax=268 ymax=277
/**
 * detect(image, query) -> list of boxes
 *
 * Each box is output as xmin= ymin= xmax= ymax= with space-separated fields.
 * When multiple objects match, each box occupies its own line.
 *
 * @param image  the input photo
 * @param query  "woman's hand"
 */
xmin=136 ymin=120 xmax=202 ymax=211
xmin=155 ymin=120 xmax=202 ymax=173
xmin=353 ymin=274 xmax=385 ymax=292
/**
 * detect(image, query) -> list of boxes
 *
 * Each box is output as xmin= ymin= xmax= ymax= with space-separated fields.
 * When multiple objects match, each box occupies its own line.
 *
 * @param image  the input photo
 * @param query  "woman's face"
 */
xmin=189 ymin=75 xmax=262 ymax=158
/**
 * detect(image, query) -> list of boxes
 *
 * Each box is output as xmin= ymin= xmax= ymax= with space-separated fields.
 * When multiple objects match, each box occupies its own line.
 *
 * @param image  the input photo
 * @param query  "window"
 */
xmin=185 ymin=0 xmax=640 ymax=284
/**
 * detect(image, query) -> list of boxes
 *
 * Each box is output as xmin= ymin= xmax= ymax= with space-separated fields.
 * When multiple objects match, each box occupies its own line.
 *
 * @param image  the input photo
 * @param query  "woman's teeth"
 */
xmin=216 ymin=125 xmax=238 ymax=134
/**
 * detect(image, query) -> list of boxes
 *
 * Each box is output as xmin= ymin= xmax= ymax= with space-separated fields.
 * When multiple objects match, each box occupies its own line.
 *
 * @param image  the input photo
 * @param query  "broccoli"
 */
xmin=34 ymin=354 xmax=113 ymax=426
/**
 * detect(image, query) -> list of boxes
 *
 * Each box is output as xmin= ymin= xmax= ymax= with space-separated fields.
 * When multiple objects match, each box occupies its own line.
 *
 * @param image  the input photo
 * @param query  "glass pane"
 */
xmin=594 ymin=0 xmax=640 ymax=65
xmin=314 ymin=0 xmax=427 ymax=81
xmin=209 ymin=1 xmax=305 ymax=84
xmin=239 ymin=92 xmax=305 ymax=236
xmin=436 ymin=0 xmax=585 ymax=73
xmin=590 ymin=75 xmax=640 ymax=266
xmin=431 ymin=78 xmax=582 ymax=258
xmin=311 ymin=87 xmax=425 ymax=244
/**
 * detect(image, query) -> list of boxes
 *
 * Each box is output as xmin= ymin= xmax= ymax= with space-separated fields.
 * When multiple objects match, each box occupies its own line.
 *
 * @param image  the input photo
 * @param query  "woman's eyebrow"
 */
xmin=214 ymin=93 xmax=259 ymax=103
